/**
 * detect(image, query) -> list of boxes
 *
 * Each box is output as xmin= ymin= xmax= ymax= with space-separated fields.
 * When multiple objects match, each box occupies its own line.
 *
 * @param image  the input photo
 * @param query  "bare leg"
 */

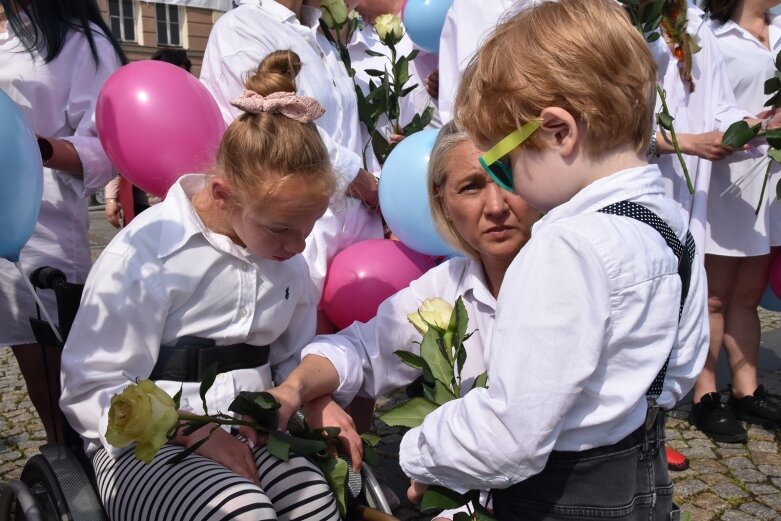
xmin=12 ymin=343 xmax=63 ymax=443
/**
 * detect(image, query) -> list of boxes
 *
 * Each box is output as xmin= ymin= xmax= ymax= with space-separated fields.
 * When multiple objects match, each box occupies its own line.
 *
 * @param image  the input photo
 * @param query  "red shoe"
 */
xmin=666 ymin=447 xmax=689 ymax=471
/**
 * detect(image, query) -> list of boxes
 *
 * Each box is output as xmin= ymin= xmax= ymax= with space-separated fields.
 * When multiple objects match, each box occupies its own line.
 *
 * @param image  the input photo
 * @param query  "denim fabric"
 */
xmin=492 ymin=415 xmax=678 ymax=521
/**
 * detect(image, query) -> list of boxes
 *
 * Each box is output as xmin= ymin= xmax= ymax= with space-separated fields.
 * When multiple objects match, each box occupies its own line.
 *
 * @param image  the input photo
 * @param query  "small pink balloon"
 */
xmin=96 ymin=61 xmax=225 ymax=197
xmin=770 ymin=254 xmax=781 ymax=299
xmin=321 ymin=239 xmax=437 ymax=330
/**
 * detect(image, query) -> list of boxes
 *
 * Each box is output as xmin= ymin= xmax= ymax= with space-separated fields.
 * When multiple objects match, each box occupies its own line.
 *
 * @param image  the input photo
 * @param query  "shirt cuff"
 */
xmin=59 ymin=135 xmax=116 ymax=198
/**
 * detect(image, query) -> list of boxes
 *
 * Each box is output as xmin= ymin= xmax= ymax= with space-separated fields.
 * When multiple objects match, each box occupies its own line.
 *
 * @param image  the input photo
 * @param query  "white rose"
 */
xmin=407 ymin=298 xmax=454 ymax=335
xmin=374 ymin=13 xmax=403 ymax=46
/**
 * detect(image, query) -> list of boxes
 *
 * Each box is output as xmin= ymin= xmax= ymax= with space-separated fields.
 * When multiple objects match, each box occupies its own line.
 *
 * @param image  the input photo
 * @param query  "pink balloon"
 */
xmin=770 ymin=254 xmax=781 ymax=299
xmin=321 ymin=239 xmax=437 ymax=330
xmin=96 ymin=61 xmax=225 ymax=197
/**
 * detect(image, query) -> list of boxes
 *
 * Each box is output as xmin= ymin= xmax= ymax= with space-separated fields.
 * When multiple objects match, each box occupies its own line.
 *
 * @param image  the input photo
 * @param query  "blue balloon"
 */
xmin=760 ymin=285 xmax=781 ymax=312
xmin=379 ymin=129 xmax=457 ymax=256
xmin=0 ymin=90 xmax=43 ymax=262
xmin=402 ymin=0 xmax=453 ymax=54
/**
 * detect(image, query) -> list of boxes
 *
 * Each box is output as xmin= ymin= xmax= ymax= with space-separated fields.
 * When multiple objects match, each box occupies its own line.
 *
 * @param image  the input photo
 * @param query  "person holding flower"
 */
xmin=60 ymin=51 xmax=340 ymax=521
xmin=260 ymin=121 xmax=541 ymax=483
xmin=200 ymin=0 xmax=383 ymax=311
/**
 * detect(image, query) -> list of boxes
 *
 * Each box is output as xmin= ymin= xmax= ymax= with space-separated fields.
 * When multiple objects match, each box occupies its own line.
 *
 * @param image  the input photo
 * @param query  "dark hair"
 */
xmin=701 ymin=0 xmax=739 ymax=24
xmin=1 ymin=0 xmax=127 ymax=65
xmin=151 ymin=48 xmax=192 ymax=72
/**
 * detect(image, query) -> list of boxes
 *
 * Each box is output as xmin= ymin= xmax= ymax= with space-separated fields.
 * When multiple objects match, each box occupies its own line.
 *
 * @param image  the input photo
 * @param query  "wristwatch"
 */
xmin=36 ymin=136 xmax=54 ymax=165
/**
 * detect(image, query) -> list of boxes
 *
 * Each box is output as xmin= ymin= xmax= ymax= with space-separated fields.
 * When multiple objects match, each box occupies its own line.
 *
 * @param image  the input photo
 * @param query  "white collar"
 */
xmin=237 ymin=0 xmax=298 ymax=24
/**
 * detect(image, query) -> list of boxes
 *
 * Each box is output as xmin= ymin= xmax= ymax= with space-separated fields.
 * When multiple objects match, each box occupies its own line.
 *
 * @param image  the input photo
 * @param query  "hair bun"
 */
xmin=245 ymin=50 xmax=302 ymax=96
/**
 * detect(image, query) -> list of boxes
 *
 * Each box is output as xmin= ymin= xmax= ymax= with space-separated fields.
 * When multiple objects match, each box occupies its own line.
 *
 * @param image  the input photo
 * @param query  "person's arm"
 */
xmin=399 ymin=227 xmax=611 ymax=493
xmin=104 ymin=177 xmax=122 ymax=228
xmin=655 ymin=131 xmax=731 ymax=161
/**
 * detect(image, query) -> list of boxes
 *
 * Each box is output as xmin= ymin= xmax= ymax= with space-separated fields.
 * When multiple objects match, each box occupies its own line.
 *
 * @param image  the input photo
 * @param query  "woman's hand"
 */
xmin=424 ymin=69 xmax=439 ymax=100
xmin=105 ymin=199 xmax=122 ymax=228
xmin=266 ymin=383 xmax=303 ymax=433
xmin=678 ymin=131 xmax=731 ymax=161
xmin=407 ymin=479 xmax=427 ymax=504
xmin=304 ymin=395 xmax=363 ymax=471
xmin=346 ymin=169 xmax=380 ymax=210
xmin=176 ymin=423 xmax=260 ymax=485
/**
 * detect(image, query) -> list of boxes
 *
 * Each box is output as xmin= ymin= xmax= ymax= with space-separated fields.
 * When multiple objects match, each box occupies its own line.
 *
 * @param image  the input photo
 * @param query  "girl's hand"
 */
xmin=303 ymin=395 xmax=363 ymax=471
xmin=346 ymin=169 xmax=379 ymax=210
xmin=407 ymin=479 xmax=427 ymax=504
xmin=180 ymin=423 xmax=260 ymax=485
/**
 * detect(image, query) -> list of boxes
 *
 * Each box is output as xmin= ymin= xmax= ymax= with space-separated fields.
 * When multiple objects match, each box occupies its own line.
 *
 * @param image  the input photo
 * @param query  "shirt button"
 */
xmin=239 ymin=308 xmax=248 ymax=317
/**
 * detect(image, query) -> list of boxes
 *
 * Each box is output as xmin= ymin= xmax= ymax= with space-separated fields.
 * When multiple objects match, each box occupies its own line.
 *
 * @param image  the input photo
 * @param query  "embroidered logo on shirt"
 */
xmin=285 ymin=287 xmax=290 ymax=300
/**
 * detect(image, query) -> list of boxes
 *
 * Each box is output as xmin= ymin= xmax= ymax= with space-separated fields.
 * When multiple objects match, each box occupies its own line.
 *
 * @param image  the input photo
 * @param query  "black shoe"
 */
xmin=728 ymin=385 xmax=781 ymax=429
xmin=690 ymin=392 xmax=747 ymax=443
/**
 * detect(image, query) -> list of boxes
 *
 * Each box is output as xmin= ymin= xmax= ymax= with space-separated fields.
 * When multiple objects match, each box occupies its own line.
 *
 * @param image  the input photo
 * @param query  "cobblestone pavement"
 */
xmin=1 ymin=209 xmax=781 ymax=520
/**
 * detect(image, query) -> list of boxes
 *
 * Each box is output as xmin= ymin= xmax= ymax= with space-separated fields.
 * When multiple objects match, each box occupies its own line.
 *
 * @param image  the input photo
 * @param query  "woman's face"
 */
xmin=440 ymin=140 xmax=541 ymax=262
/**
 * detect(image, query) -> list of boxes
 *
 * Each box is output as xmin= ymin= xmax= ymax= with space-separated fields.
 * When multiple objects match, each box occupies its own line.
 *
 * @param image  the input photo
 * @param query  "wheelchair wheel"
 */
xmin=20 ymin=454 xmax=71 ymax=521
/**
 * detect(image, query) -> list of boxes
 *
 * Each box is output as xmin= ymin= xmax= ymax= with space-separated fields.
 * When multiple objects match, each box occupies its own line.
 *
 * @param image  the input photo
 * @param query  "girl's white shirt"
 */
xmin=704 ymin=14 xmax=781 ymax=256
xmin=200 ymin=0 xmax=364 ymax=189
xmin=60 ymin=174 xmax=317 ymax=457
xmin=655 ymin=3 xmax=751 ymax=249
xmin=400 ymin=165 xmax=709 ymax=493
xmin=301 ymin=256 xmax=496 ymax=406
xmin=0 ymin=18 xmax=122 ymax=345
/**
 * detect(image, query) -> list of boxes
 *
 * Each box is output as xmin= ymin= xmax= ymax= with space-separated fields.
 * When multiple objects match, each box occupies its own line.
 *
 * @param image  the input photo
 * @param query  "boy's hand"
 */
xmin=303 ymin=395 xmax=363 ymax=471
xmin=680 ymin=131 xmax=731 ymax=161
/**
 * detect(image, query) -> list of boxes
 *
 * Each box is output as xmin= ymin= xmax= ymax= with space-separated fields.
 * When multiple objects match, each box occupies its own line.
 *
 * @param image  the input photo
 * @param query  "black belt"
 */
xmin=149 ymin=336 xmax=270 ymax=382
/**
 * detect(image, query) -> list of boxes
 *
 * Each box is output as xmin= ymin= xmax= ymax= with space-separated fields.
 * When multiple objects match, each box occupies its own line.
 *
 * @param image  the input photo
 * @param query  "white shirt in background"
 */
xmin=705 ymin=15 xmax=781 ymax=256
xmin=0 ymin=19 xmax=122 ymax=345
xmin=655 ymin=3 xmax=751 ymax=250
xmin=302 ymin=256 xmax=495 ymax=406
xmin=60 ymin=174 xmax=317 ymax=457
xmin=400 ymin=165 xmax=709 ymax=493
xmin=437 ymin=0 xmax=525 ymax=123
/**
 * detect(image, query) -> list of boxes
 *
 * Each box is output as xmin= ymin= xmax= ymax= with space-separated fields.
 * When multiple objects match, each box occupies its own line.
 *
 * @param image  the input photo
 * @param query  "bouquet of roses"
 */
xmin=379 ymin=297 xmax=494 ymax=521
xmin=105 ymin=366 xmax=354 ymax=516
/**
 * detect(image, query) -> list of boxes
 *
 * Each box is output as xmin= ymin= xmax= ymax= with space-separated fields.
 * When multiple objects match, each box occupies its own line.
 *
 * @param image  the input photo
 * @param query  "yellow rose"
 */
xmin=407 ymin=298 xmax=454 ymax=335
xmin=105 ymin=379 xmax=180 ymax=464
xmin=321 ymin=0 xmax=349 ymax=29
xmin=374 ymin=13 xmax=403 ymax=46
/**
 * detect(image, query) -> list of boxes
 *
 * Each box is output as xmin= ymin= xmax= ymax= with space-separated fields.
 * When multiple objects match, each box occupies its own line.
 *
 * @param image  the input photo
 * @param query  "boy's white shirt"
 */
xmin=60 ymin=174 xmax=317 ymax=457
xmin=400 ymin=164 xmax=709 ymax=493
xmin=301 ymin=256 xmax=496 ymax=406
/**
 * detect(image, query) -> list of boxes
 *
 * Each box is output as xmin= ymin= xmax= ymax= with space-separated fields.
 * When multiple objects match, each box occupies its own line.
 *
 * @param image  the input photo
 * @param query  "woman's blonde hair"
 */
xmin=428 ymin=121 xmax=481 ymax=260
xmin=217 ymin=50 xmax=335 ymax=205
xmin=455 ymin=0 xmax=657 ymax=158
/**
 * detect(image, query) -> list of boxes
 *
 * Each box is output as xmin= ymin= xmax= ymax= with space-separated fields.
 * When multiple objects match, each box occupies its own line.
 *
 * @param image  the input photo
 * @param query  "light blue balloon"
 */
xmin=379 ymin=129 xmax=457 ymax=257
xmin=402 ymin=0 xmax=453 ymax=54
xmin=760 ymin=285 xmax=781 ymax=312
xmin=0 ymin=90 xmax=43 ymax=262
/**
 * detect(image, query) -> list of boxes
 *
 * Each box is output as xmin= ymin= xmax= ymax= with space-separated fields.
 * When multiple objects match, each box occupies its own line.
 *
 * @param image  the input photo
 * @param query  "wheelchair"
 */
xmin=0 ymin=267 xmax=396 ymax=521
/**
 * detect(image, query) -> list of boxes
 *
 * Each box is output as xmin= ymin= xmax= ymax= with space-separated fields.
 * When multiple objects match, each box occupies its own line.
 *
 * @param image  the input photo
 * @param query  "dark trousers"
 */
xmin=492 ymin=415 xmax=679 ymax=521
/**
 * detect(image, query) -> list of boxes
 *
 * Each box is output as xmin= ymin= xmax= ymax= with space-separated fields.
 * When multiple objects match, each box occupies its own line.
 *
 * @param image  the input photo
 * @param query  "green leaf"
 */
xmin=365 ymin=49 xmax=385 ymax=57
xmin=421 ymin=328 xmax=454 ymax=387
xmin=400 ymin=84 xmax=419 ymax=97
xmin=396 ymin=58 xmax=410 ymax=88
xmin=228 ymin=391 xmax=280 ymax=431
xmin=642 ymin=0 xmax=664 ymax=25
xmin=360 ymin=432 xmax=381 ymax=446
xmin=776 ymin=178 xmax=781 ymax=201
xmin=766 ymin=77 xmax=781 ymax=95
xmin=172 ymin=385 xmax=183 ymax=410
xmin=269 ymin=429 xmax=329 ymax=458
xmin=769 ymin=148 xmax=781 ymax=163
xmin=656 ymin=111 xmax=674 ymax=131
xmin=775 ymin=50 xmax=781 ymax=72
xmin=646 ymin=31 xmax=661 ymax=43
xmin=471 ymin=371 xmax=489 ymax=390
xmin=395 ymin=350 xmax=426 ymax=371
xmin=420 ymin=485 xmax=474 ymax=514
xmin=166 ymin=425 xmax=219 ymax=465
xmin=379 ymin=397 xmax=438 ymax=428
xmin=364 ymin=68 xmax=386 ymax=77
xmin=474 ymin=502 xmax=499 ymax=521
xmin=362 ymin=443 xmax=382 ymax=467
xmin=433 ymin=379 xmax=458 ymax=405
xmin=317 ymin=457 xmax=349 ymax=518
xmin=642 ymin=16 xmax=662 ymax=34
xmin=721 ymin=120 xmax=761 ymax=148
xmin=767 ymin=129 xmax=781 ymax=149
xmin=267 ymin=430 xmax=291 ymax=461
xmin=407 ymin=49 xmax=420 ymax=61
xmin=766 ymin=91 xmax=781 ymax=109
xmin=199 ymin=363 xmax=218 ymax=414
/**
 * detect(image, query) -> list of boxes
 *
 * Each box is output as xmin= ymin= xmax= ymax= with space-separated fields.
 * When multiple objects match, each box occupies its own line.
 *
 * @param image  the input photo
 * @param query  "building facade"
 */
xmin=97 ymin=0 xmax=230 ymax=76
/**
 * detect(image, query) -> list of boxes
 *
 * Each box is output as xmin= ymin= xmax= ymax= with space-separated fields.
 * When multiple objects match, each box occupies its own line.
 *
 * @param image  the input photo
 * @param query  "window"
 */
xmin=156 ymin=3 xmax=181 ymax=47
xmin=108 ymin=0 xmax=135 ymax=42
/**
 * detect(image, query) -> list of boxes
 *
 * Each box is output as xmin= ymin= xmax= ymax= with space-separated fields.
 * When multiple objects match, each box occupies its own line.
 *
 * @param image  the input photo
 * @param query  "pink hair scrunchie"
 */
xmin=229 ymin=90 xmax=326 ymax=124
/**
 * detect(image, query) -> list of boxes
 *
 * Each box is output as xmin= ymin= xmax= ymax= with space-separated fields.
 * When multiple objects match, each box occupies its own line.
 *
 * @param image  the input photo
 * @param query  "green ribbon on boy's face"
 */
xmin=478 ymin=120 xmax=541 ymax=192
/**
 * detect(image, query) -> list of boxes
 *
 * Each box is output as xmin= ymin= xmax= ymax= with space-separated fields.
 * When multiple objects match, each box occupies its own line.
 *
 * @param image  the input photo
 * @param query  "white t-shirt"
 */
xmin=705 ymin=15 xmax=781 ymax=256
xmin=0 ymin=19 xmax=122 ymax=345
xmin=400 ymin=165 xmax=709 ymax=493
xmin=60 ymin=174 xmax=317 ymax=457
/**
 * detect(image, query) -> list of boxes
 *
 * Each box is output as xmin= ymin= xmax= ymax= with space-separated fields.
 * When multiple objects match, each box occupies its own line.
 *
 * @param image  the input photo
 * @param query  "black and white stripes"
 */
xmin=93 ymin=442 xmax=341 ymax=521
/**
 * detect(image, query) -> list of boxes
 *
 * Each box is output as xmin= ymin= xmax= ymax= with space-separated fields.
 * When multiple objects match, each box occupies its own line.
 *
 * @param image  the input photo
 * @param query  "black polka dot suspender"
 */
xmin=598 ymin=201 xmax=696 ymax=428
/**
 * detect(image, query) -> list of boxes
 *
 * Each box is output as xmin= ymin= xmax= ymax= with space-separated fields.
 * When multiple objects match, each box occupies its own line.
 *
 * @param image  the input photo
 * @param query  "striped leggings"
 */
xmin=92 ymin=442 xmax=341 ymax=521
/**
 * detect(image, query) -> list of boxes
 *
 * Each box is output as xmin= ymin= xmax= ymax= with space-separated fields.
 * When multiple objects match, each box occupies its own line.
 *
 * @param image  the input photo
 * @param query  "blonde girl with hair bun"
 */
xmin=60 ymin=50 xmax=340 ymax=521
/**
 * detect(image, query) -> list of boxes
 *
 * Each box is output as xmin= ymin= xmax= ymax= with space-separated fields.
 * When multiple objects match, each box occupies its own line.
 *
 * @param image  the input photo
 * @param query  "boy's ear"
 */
xmin=210 ymin=177 xmax=233 ymax=210
xmin=538 ymin=107 xmax=579 ymax=157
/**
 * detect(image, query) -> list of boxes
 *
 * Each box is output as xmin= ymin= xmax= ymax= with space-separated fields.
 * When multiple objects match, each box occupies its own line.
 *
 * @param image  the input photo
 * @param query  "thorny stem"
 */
xmin=657 ymin=84 xmax=694 ymax=194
